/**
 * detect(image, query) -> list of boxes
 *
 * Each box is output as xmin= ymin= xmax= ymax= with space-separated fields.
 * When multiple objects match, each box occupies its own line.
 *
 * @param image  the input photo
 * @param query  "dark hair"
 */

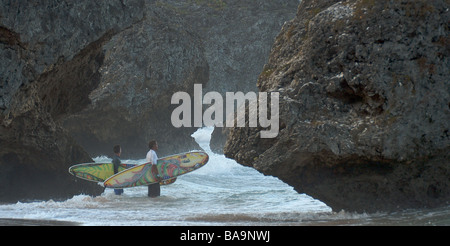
xmin=148 ymin=140 xmax=157 ymax=149
xmin=113 ymin=145 xmax=121 ymax=154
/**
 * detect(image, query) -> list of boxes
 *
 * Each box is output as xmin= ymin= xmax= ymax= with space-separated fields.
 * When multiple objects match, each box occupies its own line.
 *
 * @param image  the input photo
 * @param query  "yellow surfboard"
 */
xmin=69 ymin=162 xmax=177 ymax=186
xmin=104 ymin=151 xmax=208 ymax=188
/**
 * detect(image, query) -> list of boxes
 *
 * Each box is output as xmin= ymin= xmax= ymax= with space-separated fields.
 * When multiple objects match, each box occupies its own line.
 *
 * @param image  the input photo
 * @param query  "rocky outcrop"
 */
xmin=0 ymin=0 xmax=298 ymax=202
xmin=61 ymin=0 xmax=299 ymax=158
xmin=62 ymin=6 xmax=210 ymax=158
xmin=154 ymin=0 xmax=298 ymax=155
xmin=0 ymin=0 xmax=146 ymax=202
xmin=224 ymin=0 xmax=450 ymax=212
xmin=159 ymin=0 xmax=300 ymax=94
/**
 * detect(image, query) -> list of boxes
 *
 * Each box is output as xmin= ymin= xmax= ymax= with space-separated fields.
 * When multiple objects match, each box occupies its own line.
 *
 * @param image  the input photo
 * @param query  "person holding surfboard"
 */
xmin=146 ymin=140 xmax=161 ymax=197
xmin=112 ymin=145 xmax=124 ymax=195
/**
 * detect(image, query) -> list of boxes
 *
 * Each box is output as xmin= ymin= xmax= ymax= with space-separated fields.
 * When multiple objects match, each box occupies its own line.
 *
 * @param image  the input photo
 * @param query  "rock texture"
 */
xmin=158 ymin=0 xmax=298 ymax=154
xmin=0 ymin=0 xmax=298 ymax=202
xmin=58 ymin=0 xmax=299 ymax=158
xmin=224 ymin=0 xmax=450 ymax=212
xmin=62 ymin=6 xmax=210 ymax=158
xmin=0 ymin=0 xmax=146 ymax=202
xmin=161 ymin=0 xmax=300 ymax=94
xmin=62 ymin=0 xmax=299 ymax=158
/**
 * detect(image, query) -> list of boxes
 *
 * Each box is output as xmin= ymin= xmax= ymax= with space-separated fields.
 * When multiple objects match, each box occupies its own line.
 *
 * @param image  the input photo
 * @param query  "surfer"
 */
xmin=112 ymin=145 xmax=124 ymax=195
xmin=146 ymin=140 xmax=161 ymax=197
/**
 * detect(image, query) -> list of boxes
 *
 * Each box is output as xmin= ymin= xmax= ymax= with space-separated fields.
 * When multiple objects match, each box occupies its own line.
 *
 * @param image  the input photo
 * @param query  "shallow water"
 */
xmin=0 ymin=127 xmax=448 ymax=226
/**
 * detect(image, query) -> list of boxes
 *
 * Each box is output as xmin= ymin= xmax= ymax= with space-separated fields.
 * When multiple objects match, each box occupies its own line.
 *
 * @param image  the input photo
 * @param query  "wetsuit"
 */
xmin=112 ymin=155 xmax=124 ymax=195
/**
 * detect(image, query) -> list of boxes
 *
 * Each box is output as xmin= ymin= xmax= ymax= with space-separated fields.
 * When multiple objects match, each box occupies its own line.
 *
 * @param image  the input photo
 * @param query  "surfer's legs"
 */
xmin=114 ymin=189 xmax=124 ymax=195
xmin=147 ymin=183 xmax=160 ymax=197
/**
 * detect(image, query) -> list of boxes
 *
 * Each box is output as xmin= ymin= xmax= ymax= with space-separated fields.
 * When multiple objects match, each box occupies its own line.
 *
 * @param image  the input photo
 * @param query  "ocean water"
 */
xmin=0 ymin=127 xmax=449 ymax=226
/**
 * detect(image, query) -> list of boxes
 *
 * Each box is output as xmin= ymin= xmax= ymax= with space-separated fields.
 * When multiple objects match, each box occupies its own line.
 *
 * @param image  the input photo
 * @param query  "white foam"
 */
xmin=0 ymin=126 xmax=333 ymax=225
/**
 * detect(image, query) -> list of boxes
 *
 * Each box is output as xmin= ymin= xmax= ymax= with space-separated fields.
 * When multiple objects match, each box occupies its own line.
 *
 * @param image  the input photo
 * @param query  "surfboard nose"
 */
xmin=179 ymin=152 xmax=209 ymax=168
xmin=197 ymin=152 xmax=209 ymax=167
xmin=203 ymin=153 xmax=209 ymax=165
xmin=194 ymin=152 xmax=209 ymax=168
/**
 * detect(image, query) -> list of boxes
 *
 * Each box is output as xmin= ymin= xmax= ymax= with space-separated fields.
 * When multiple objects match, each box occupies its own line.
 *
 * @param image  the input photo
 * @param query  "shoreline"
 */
xmin=0 ymin=218 xmax=80 ymax=226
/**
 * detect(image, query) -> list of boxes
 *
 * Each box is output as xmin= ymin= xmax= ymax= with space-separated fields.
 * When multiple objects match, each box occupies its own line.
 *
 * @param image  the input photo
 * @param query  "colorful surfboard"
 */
xmin=69 ymin=163 xmax=136 ymax=182
xmin=104 ymin=151 xmax=209 ymax=189
xmin=69 ymin=163 xmax=177 ymax=186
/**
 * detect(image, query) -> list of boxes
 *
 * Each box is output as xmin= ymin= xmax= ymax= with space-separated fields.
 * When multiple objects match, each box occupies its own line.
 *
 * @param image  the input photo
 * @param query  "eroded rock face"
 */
xmin=0 ymin=0 xmax=298 ymax=202
xmin=225 ymin=0 xmax=450 ymax=212
xmin=61 ymin=0 xmax=299 ymax=158
xmin=0 ymin=0 xmax=146 ymax=202
xmin=62 ymin=7 xmax=209 ymax=158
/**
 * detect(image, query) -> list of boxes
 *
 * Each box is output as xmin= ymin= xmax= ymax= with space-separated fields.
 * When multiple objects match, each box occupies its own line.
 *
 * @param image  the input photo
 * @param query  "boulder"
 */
xmin=224 ymin=0 xmax=450 ymax=212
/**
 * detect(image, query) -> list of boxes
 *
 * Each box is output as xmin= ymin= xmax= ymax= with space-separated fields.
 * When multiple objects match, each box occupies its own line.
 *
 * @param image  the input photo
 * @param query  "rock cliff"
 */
xmin=0 ymin=0 xmax=298 ymax=202
xmin=0 ymin=0 xmax=146 ymax=202
xmin=224 ymin=0 xmax=450 ymax=212
xmin=61 ymin=5 xmax=210 ymax=158
xmin=62 ymin=0 xmax=299 ymax=158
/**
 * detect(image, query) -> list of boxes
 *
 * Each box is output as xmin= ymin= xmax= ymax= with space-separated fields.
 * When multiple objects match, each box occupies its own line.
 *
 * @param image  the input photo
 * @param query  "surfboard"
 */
xmin=69 ymin=163 xmax=177 ymax=186
xmin=103 ymin=151 xmax=209 ymax=189
xmin=69 ymin=163 xmax=136 ymax=182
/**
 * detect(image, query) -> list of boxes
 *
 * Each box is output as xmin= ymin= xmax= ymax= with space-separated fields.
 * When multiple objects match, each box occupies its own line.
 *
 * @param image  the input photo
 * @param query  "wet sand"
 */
xmin=0 ymin=218 xmax=80 ymax=226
